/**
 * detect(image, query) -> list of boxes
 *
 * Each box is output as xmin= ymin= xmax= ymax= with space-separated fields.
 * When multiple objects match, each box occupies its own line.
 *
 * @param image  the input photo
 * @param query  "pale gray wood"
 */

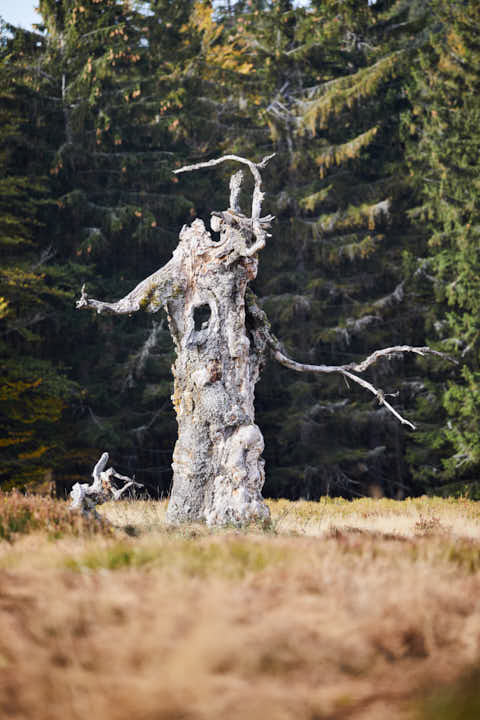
xmin=70 ymin=452 xmax=143 ymax=516
xmin=77 ymin=156 xmax=275 ymax=525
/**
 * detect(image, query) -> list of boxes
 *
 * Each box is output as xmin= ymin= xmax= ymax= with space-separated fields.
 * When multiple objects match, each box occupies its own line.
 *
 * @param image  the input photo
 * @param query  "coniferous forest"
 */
xmin=1 ymin=0 xmax=480 ymax=500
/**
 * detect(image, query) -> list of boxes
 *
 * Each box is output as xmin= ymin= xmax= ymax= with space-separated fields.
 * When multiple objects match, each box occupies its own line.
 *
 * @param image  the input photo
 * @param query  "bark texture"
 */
xmin=165 ymin=215 xmax=270 ymax=525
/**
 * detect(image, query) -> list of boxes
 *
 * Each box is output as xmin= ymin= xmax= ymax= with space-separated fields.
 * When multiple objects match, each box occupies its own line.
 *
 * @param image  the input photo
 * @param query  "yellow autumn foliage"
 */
xmin=0 ymin=378 xmax=42 ymax=402
xmin=0 ymin=297 xmax=8 ymax=319
xmin=301 ymin=52 xmax=403 ymax=134
xmin=183 ymin=3 xmax=253 ymax=77
xmin=328 ymin=235 xmax=377 ymax=264
xmin=315 ymin=126 xmax=379 ymax=177
xmin=0 ymin=432 xmax=33 ymax=448
xmin=18 ymin=445 xmax=51 ymax=460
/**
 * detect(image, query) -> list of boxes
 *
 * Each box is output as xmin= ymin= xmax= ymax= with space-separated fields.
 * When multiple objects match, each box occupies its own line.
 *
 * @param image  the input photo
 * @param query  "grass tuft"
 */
xmin=0 ymin=490 xmax=113 ymax=542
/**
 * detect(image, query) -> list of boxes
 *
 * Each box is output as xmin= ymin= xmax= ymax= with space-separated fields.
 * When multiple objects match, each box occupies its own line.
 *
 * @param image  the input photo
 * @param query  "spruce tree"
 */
xmin=404 ymin=0 xmax=480 ymax=495
xmin=0 ymin=23 xmax=77 ymax=490
xmin=3 ymin=0 xmax=465 ymax=500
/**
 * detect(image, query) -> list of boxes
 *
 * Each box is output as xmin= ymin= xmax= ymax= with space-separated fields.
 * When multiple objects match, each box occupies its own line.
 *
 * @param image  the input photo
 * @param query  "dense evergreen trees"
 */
xmin=404 ymin=0 xmax=480 ymax=496
xmin=0 ymin=27 xmax=77 ymax=490
xmin=1 ymin=0 xmax=479 ymax=499
xmin=229 ymin=0 xmax=433 ymax=497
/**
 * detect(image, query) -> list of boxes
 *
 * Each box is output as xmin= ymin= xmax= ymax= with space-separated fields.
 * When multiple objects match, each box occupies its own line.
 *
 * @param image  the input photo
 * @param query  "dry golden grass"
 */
xmin=1 ymin=494 xmax=480 ymax=720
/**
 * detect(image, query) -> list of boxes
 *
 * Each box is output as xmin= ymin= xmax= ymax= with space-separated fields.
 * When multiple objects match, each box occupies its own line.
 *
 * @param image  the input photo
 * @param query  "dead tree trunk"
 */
xmin=162 ymin=208 xmax=271 ymax=526
xmin=77 ymin=156 xmax=274 ymax=525
xmin=77 ymin=154 xmax=449 ymax=526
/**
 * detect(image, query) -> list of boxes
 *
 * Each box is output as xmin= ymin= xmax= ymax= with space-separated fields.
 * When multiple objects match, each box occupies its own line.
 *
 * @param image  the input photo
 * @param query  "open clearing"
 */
xmin=1 ymin=494 xmax=480 ymax=720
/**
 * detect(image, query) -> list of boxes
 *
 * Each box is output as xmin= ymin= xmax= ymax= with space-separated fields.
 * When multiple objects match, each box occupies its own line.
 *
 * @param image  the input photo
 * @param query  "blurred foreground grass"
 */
xmin=1 ymin=492 xmax=480 ymax=720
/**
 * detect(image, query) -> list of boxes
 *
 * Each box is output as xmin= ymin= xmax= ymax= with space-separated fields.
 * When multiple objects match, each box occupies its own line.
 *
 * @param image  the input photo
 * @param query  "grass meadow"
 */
xmin=1 ymin=493 xmax=480 ymax=719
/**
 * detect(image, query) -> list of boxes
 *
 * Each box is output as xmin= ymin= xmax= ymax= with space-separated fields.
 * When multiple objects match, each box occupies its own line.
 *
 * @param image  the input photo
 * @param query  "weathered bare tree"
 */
xmin=77 ymin=154 xmax=444 ymax=526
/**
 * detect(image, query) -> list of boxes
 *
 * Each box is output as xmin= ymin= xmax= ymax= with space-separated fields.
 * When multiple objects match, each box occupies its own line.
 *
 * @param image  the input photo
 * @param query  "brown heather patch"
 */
xmin=0 ymin=497 xmax=480 ymax=719
xmin=0 ymin=491 xmax=113 ymax=542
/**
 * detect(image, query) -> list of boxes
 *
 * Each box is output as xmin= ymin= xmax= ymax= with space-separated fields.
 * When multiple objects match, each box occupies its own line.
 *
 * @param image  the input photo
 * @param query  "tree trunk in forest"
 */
xmin=77 ymin=154 xmax=447 ymax=526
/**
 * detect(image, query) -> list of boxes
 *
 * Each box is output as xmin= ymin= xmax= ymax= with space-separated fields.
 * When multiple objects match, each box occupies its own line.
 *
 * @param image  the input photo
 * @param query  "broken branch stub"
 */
xmin=70 ymin=452 xmax=143 ymax=516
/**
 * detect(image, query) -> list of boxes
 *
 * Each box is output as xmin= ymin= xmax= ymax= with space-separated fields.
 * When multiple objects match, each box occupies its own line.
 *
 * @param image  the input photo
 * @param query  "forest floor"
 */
xmin=1 ymin=494 xmax=480 ymax=720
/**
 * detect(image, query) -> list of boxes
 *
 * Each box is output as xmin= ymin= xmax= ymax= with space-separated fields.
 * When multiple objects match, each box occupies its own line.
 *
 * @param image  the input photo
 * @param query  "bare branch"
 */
xmin=174 ymin=153 xmax=275 ymax=220
xmin=122 ymin=320 xmax=165 ymax=392
xmin=76 ymin=255 xmax=179 ymax=315
xmin=267 ymin=339 xmax=418 ymax=428
xmin=91 ymin=451 xmax=109 ymax=492
xmin=343 ymin=345 xmax=453 ymax=373
xmin=1 ymin=312 xmax=47 ymax=339
xmin=267 ymin=335 xmax=455 ymax=429
xmin=70 ymin=452 xmax=143 ymax=516
xmin=229 ymin=170 xmax=244 ymax=213
xmin=243 ymin=290 xmax=452 ymax=430
xmin=341 ymin=370 xmax=416 ymax=429
xmin=31 ymin=244 xmax=56 ymax=271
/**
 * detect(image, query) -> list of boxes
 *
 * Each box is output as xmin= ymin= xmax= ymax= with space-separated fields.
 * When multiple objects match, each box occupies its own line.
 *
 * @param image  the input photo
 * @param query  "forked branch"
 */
xmin=174 ymin=153 xmax=276 ymax=220
xmin=245 ymin=293 xmax=452 ymax=430
xmin=266 ymin=334 xmax=453 ymax=430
